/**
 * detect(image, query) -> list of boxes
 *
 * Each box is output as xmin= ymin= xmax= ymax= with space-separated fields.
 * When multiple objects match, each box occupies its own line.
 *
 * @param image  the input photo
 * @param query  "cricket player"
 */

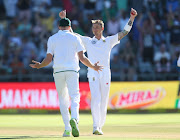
xmin=29 ymin=18 xmax=103 ymax=137
xmin=177 ymin=55 xmax=180 ymax=67
xmin=59 ymin=8 xmax=137 ymax=135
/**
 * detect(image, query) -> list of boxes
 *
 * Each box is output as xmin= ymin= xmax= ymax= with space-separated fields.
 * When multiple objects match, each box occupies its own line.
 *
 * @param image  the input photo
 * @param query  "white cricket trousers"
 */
xmin=88 ymin=68 xmax=111 ymax=128
xmin=53 ymin=71 xmax=80 ymax=131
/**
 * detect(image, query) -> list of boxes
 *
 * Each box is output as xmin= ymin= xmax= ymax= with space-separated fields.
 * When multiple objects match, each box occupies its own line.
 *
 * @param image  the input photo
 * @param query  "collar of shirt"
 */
xmin=92 ymin=36 xmax=105 ymax=41
xmin=58 ymin=30 xmax=70 ymax=34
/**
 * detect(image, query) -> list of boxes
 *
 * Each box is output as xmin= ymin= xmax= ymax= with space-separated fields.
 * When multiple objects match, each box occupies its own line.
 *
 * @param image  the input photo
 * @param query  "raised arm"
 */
xmin=59 ymin=10 xmax=76 ymax=33
xmin=118 ymin=8 xmax=138 ymax=41
xmin=59 ymin=10 xmax=66 ymax=19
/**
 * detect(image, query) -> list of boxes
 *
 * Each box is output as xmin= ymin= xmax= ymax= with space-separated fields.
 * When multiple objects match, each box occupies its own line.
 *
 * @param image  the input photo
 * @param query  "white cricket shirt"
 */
xmin=177 ymin=56 xmax=180 ymax=67
xmin=78 ymin=34 xmax=120 ymax=77
xmin=47 ymin=30 xmax=85 ymax=72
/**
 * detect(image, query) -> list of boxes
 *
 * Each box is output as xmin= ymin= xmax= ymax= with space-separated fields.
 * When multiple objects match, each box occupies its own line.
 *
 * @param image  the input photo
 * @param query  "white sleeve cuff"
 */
xmin=124 ymin=21 xmax=132 ymax=32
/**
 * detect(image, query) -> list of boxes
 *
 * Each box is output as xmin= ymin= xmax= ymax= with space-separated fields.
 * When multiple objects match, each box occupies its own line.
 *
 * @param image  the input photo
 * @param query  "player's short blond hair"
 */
xmin=91 ymin=20 xmax=104 ymax=28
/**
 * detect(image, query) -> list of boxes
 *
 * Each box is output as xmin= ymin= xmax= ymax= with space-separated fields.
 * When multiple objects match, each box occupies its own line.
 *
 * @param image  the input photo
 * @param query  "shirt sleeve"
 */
xmin=76 ymin=36 xmax=86 ymax=53
xmin=107 ymin=33 xmax=120 ymax=48
xmin=46 ymin=37 xmax=54 ymax=55
xmin=177 ymin=56 xmax=180 ymax=67
xmin=74 ymin=33 xmax=90 ymax=50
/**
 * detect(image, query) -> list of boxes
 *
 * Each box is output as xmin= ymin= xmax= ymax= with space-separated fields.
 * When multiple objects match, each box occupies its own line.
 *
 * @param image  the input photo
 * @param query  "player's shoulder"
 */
xmin=102 ymin=35 xmax=111 ymax=42
xmin=106 ymin=33 xmax=118 ymax=39
xmin=79 ymin=35 xmax=92 ymax=41
xmin=68 ymin=32 xmax=78 ymax=37
xmin=48 ymin=32 xmax=58 ymax=40
xmin=105 ymin=34 xmax=119 ymax=42
xmin=71 ymin=32 xmax=92 ymax=41
xmin=67 ymin=32 xmax=81 ymax=40
xmin=84 ymin=36 xmax=92 ymax=40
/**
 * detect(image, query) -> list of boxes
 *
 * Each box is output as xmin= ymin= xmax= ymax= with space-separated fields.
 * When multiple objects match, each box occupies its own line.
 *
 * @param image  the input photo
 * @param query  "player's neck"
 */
xmin=95 ymin=34 xmax=102 ymax=40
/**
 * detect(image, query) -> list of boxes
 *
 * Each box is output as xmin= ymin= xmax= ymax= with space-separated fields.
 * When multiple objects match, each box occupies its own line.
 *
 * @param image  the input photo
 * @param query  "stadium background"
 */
xmin=0 ymin=0 xmax=179 ymax=82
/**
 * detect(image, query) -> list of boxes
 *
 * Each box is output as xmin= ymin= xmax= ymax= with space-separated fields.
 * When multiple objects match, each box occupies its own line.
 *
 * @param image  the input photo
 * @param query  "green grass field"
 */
xmin=0 ymin=113 xmax=180 ymax=140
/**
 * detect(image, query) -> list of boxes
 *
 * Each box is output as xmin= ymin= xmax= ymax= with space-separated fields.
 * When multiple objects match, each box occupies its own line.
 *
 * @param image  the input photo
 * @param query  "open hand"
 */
xmin=29 ymin=60 xmax=41 ymax=69
xmin=93 ymin=61 xmax=103 ymax=72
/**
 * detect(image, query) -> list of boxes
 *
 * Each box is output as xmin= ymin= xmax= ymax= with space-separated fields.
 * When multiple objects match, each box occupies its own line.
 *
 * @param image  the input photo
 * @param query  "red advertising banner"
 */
xmin=1 ymin=81 xmax=178 ymax=110
xmin=0 ymin=82 xmax=91 ymax=110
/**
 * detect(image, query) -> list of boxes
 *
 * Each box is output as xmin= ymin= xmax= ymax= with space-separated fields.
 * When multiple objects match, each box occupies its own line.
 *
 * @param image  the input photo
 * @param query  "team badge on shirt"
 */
xmin=103 ymin=40 xmax=106 ymax=42
xmin=91 ymin=40 xmax=96 ymax=44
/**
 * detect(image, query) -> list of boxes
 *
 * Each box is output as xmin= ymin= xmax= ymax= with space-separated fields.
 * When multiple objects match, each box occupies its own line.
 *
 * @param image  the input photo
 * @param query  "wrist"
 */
xmin=38 ymin=63 xmax=42 ymax=69
xmin=92 ymin=65 xmax=96 ymax=70
xmin=130 ymin=16 xmax=135 ymax=21
xmin=124 ymin=20 xmax=133 ymax=31
xmin=130 ymin=17 xmax=135 ymax=21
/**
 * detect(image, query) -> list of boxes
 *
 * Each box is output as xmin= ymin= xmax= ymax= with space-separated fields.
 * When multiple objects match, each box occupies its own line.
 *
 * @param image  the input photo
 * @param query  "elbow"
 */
xmin=78 ymin=51 xmax=85 ymax=63
xmin=124 ymin=31 xmax=129 ymax=36
xmin=46 ymin=58 xmax=52 ymax=64
xmin=79 ymin=57 xmax=85 ymax=63
xmin=45 ymin=54 xmax=53 ymax=65
xmin=48 ymin=60 xmax=52 ymax=64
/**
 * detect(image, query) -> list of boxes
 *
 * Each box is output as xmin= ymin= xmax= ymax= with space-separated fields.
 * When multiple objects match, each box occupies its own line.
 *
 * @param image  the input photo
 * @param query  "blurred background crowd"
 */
xmin=0 ymin=0 xmax=180 ymax=82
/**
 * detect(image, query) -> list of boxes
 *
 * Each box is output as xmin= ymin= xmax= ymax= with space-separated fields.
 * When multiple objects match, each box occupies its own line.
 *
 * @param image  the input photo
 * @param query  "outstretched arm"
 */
xmin=29 ymin=54 xmax=53 ymax=69
xmin=118 ymin=8 xmax=138 ymax=41
xmin=78 ymin=51 xmax=103 ymax=72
